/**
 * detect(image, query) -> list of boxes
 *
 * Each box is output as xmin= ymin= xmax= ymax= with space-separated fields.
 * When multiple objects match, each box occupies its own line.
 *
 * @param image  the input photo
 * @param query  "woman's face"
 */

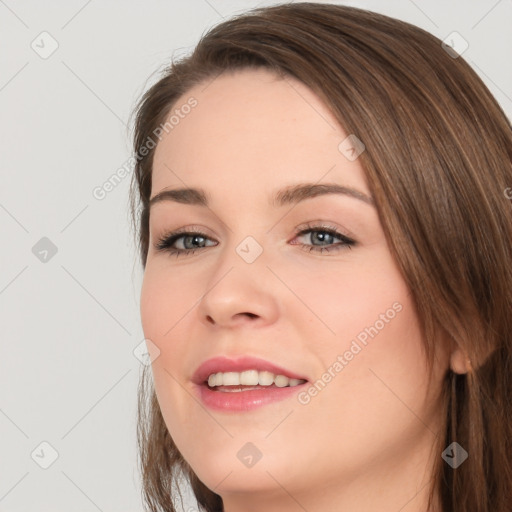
xmin=140 ymin=68 xmax=449 ymax=510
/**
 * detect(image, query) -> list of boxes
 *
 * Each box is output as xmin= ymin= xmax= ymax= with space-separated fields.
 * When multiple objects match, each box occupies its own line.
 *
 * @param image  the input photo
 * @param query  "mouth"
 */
xmin=192 ymin=355 xmax=310 ymax=411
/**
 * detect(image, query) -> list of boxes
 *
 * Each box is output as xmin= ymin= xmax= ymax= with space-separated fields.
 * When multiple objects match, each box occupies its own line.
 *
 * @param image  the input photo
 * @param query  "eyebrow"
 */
xmin=149 ymin=182 xmax=375 ymax=209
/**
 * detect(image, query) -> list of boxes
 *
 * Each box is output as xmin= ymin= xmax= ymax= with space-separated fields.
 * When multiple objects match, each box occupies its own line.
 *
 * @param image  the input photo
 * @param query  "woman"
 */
xmin=129 ymin=3 xmax=512 ymax=511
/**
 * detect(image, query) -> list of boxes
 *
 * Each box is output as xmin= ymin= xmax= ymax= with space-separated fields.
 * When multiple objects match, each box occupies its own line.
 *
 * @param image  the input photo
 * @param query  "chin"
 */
xmin=196 ymin=464 xmax=290 ymax=496
xmin=185 ymin=443 xmax=298 ymax=495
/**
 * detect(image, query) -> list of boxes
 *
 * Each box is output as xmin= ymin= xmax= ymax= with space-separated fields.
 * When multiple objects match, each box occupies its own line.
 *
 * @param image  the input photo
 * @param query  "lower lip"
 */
xmin=194 ymin=383 xmax=308 ymax=412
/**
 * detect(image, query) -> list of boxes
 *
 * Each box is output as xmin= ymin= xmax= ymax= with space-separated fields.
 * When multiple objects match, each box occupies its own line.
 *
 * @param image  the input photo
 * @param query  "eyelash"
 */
xmin=154 ymin=222 xmax=356 ymax=258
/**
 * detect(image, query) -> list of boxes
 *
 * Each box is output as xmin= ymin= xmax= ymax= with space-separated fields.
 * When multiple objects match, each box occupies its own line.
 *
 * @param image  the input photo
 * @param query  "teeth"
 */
xmin=275 ymin=375 xmax=290 ymax=387
xmin=222 ymin=372 xmax=240 ymax=386
xmin=258 ymin=371 xmax=274 ymax=386
xmin=207 ymin=370 xmax=306 ymax=388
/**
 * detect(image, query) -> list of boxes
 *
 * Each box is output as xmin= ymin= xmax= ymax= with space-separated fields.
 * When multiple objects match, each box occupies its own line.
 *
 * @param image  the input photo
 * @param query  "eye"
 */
xmin=291 ymin=222 xmax=356 ymax=254
xmin=154 ymin=228 xmax=217 ymax=258
xmin=154 ymin=222 xmax=356 ymax=258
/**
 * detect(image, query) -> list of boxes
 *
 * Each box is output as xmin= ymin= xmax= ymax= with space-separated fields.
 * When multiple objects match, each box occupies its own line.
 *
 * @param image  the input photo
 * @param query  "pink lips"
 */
xmin=191 ymin=355 xmax=309 ymax=412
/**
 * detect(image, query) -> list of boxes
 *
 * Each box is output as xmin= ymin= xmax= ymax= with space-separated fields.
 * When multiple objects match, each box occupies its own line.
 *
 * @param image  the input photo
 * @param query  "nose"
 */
xmin=196 ymin=245 xmax=280 ymax=329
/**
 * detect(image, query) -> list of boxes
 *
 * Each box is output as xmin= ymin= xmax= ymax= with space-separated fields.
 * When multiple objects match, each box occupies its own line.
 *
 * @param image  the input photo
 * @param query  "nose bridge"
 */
xmin=197 ymin=228 xmax=279 ymax=326
xmin=218 ymin=206 xmax=270 ymax=268
xmin=234 ymin=233 xmax=266 ymax=265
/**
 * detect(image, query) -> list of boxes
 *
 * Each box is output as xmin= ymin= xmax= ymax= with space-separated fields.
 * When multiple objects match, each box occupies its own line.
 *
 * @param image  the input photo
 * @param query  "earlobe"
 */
xmin=450 ymin=344 xmax=472 ymax=375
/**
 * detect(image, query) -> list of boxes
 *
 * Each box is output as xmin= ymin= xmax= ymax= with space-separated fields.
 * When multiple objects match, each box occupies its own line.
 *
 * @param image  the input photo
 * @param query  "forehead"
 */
xmin=151 ymin=68 xmax=368 ymax=198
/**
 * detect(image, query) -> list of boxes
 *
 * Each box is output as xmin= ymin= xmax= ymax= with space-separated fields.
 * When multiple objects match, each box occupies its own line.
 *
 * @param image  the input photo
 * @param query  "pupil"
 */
xmin=186 ymin=235 xmax=204 ymax=249
xmin=313 ymin=232 xmax=331 ymax=245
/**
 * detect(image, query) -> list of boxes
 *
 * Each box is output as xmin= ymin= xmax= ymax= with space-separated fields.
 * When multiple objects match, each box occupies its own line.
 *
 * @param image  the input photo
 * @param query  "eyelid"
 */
xmin=155 ymin=224 xmax=216 ymax=241
xmin=292 ymin=220 xmax=356 ymax=242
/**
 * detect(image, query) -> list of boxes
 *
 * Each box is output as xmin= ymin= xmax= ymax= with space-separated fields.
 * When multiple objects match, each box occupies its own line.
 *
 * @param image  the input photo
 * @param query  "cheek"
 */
xmin=139 ymin=265 xmax=200 ymax=397
xmin=282 ymin=249 xmax=407 ymax=342
xmin=314 ymin=286 xmax=433 ymax=418
xmin=290 ymin=251 xmax=433 ymax=413
xmin=294 ymin=294 xmax=436 ymax=473
xmin=140 ymin=263 xmax=198 ymax=339
xmin=139 ymin=266 xmax=199 ymax=425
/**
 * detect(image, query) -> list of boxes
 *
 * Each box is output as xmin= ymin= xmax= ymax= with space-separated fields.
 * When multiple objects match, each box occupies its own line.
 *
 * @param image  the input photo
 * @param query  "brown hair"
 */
xmin=129 ymin=3 xmax=512 ymax=511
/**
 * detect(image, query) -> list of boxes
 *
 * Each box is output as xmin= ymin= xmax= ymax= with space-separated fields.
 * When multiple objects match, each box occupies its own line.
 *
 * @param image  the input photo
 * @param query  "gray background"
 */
xmin=1 ymin=1 xmax=511 ymax=511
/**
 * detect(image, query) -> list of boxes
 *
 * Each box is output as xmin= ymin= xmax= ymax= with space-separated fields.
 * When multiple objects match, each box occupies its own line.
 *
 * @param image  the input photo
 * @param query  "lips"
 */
xmin=192 ymin=355 xmax=309 ymax=385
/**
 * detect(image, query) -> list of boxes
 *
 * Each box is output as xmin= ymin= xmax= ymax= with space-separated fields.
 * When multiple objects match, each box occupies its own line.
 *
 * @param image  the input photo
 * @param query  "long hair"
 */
xmin=129 ymin=3 xmax=512 ymax=511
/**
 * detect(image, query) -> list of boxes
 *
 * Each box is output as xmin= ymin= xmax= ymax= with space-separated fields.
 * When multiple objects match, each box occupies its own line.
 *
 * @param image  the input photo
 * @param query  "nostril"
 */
xmin=205 ymin=312 xmax=258 ymax=324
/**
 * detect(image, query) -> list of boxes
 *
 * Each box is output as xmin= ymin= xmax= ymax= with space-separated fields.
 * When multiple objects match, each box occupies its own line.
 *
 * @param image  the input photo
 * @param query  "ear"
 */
xmin=449 ymin=340 xmax=471 ymax=375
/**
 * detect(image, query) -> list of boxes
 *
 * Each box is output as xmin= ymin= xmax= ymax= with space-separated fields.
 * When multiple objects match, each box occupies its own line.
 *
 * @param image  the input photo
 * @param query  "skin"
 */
xmin=140 ymin=68 xmax=468 ymax=512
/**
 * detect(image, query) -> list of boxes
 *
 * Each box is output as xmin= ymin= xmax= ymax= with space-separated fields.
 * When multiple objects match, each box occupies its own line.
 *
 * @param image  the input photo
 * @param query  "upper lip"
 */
xmin=192 ymin=355 xmax=309 ymax=385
